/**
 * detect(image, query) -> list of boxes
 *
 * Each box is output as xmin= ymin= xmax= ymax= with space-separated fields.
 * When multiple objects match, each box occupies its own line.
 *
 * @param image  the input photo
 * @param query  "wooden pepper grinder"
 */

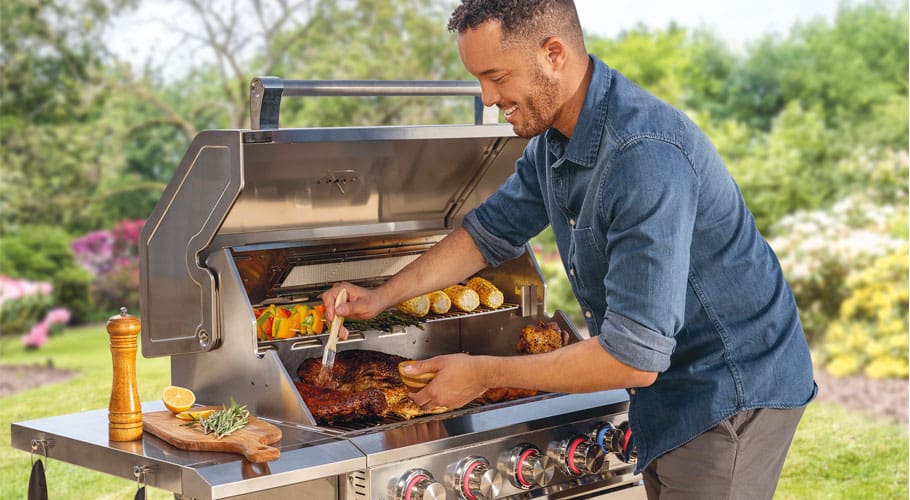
xmin=108 ymin=307 xmax=143 ymax=441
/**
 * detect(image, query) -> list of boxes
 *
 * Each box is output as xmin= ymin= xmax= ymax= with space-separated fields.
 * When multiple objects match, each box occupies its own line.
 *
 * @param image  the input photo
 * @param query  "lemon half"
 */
xmin=162 ymin=385 xmax=195 ymax=413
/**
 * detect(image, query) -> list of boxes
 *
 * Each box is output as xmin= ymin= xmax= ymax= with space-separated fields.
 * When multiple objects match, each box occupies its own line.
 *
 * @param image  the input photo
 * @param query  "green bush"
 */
xmin=53 ymin=266 xmax=95 ymax=324
xmin=0 ymin=225 xmax=94 ymax=327
xmin=0 ymin=278 xmax=53 ymax=335
xmin=0 ymin=225 xmax=74 ymax=280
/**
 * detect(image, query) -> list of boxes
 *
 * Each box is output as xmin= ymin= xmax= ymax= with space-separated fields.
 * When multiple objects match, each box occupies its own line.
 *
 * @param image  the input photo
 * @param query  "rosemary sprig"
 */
xmin=182 ymin=397 xmax=250 ymax=439
xmin=344 ymin=310 xmax=425 ymax=333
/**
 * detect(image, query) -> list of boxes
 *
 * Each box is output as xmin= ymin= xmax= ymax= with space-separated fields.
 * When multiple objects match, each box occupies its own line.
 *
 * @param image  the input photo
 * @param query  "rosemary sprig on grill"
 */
xmin=344 ymin=310 xmax=425 ymax=333
xmin=182 ymin=398 xmax=250 ymax=439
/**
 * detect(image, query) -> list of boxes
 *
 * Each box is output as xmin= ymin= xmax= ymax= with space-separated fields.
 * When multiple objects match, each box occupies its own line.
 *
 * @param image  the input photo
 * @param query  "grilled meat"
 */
xmin=297 ymin=350 xmax=435 ymax=424
xmin=479 ymin=387 xmax=539 ymax=404
xmin=516 ymin=321 xmax=568 ymax=354
xmin=298 ymin=349 xmax=406 ymax=390
xmin=294 ymin=382 xmax=388 ymax=424
xmin=296 ymin=347 xmax=549 ymax=425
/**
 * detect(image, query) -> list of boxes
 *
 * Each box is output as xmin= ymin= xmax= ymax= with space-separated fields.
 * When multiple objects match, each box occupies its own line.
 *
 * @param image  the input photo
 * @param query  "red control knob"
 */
xmin=554 ymin=435 xmax=606 ymax=476
xmin=393 ymin=468 xmax=447 ymax=500
xmin=452 ymin=456 xmax=501 ymax=500
xmin=507 ymin=444 xmax=554 ymax=490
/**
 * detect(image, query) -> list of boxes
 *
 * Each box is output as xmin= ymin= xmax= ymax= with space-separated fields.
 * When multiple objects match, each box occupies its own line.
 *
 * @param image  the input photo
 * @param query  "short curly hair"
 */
xmin=447 ymin=0 xmax=584 ymax=50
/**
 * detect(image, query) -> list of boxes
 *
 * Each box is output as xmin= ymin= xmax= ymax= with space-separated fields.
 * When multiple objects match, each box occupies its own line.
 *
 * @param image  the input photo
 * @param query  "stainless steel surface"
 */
xmin=139 ymin=123 xmax=525 ymax=357
xmin=10 ymin=401 xmax=362 ymax=500
xmin=13 ymin=79 xmax=644 ymax=500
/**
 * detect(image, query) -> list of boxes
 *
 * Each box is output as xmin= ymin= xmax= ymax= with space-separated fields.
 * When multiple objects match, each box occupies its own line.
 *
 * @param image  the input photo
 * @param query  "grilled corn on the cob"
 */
xmin=443 ymin=285 xmax=480 ymax=312
xmin=397 ymin=294 xmax=430 ymax=317
xmin=466 ymin=276 xmax=504 ymax=308
xmin=428 ymin=290 xmax=451 ymax=314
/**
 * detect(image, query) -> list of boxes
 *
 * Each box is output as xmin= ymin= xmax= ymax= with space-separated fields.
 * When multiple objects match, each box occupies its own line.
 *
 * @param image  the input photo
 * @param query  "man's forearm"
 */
xmin=478 ymin=337 xmax=657 ymax=393
xmin=377 ymin=227 xmax=488 ymax=308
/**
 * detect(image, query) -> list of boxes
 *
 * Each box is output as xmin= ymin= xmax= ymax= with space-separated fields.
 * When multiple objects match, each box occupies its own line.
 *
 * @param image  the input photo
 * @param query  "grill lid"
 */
xmin=138 ymin=80 xmax=528 ymax=356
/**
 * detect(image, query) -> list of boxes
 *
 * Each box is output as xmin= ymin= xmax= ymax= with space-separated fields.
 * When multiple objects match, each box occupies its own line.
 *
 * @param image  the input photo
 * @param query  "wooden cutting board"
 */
xmin=143 ymin=407 xmax=282 ymax=463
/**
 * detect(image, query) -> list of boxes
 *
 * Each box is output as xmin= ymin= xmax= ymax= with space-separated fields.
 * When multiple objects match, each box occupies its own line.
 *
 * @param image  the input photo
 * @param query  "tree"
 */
xmin=0 ymin=0 xmax=140 ymax=233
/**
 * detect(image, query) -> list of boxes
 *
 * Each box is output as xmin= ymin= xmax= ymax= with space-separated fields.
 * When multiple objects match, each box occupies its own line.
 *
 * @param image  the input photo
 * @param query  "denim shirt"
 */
xmin=463 ymin=56 xmax=817 ymax=473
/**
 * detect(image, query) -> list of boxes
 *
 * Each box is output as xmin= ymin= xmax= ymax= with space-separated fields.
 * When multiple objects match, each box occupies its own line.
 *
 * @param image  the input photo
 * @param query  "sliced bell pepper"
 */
xmin=255 ymin=305 xmax=276 ymax=341
xmin=287 ymin=311 xmax=302 ymax=334
xmin=311 ymin=304 xmax=325 ymax=334
xmin=273 ymin=316 xmax=295 ymax=339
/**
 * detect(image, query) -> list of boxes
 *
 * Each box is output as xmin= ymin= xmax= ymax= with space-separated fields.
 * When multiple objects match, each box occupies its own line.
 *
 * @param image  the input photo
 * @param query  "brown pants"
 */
xmin=643 ymin=407 xmax=805 ymax=500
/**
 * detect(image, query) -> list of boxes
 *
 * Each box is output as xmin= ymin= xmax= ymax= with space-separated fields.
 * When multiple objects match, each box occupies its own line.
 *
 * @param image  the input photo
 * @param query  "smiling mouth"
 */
xmin=501 ymin=104 xmax=518 ymax=118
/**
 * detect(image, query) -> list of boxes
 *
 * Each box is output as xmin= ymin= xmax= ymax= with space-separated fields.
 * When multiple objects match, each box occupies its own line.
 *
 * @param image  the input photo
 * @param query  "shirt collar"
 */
xmin=545 ymin=55 xmax=612 ymax=168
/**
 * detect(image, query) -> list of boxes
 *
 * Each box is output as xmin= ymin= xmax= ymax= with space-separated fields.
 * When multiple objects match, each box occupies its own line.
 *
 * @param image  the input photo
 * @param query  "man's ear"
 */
xmin=541 ymin=36 xmax=568 ymax=70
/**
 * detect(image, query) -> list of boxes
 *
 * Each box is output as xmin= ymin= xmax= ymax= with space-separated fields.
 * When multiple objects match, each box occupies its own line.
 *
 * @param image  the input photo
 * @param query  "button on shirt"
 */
xmin=462 ymin=56 xmax=816 ymax=473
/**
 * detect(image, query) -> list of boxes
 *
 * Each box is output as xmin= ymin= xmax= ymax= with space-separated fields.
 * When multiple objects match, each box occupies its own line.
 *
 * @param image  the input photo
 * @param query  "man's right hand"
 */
xmin=320 ymin=282 xmax=387 ymax=328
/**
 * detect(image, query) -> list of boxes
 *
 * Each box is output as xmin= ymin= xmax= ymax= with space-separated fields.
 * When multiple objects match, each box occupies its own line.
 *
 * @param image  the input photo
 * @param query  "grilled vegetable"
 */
xmin=254 ymin=303 xmax=327 ymax=339
xmin=428 ymin=290 xmax=451 ymax=314
xmin=397 ymin=294 xmax=430 ymax=317
xmin=466 ymin=276 xmax=504 ymax=308
xmin=443 ymin=285 xmax=480 ymax=312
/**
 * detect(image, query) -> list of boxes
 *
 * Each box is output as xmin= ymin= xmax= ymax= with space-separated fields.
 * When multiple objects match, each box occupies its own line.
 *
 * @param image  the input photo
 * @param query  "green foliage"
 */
xmin=588 ymin=24 xmax=693 ymax=106
xmin=820 ymin=245 xmax=909 ymax=379
xmin=0 ymin=283 xmax=53 ymax=336
xmin=52 ymin=267 xmax=95 ymax=324
xmin=0 ymin=226 xmax=74 ymax=280
xmin=711 ymin=0 xmax=908 ymax=139
xmin=729 ymin=102 xmax=846 ymax=233
xmin=0 ymin=225 xmax=93 ymax=327
xmin=0 ymin=0 xmax=141 ymax=233
xmin=270 ymin=0 xmax=472 ymax=128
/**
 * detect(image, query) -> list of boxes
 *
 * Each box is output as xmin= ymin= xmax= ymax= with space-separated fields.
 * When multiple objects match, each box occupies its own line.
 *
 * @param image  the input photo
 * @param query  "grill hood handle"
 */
xmin=249 ymin=77 xmax=499 ymax=129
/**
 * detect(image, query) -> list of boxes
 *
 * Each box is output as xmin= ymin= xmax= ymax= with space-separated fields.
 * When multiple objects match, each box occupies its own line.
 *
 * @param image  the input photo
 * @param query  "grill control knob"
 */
xmin=592 ymin=422 xmax=638 ymax=465
xmin=451 ymin=456 xmax=502 ymax=500
xmin=553 ymin=434 xmax=606 ymax=476
xmin=506 ymin=444 xmax=554 ymax=490
xmin=393 ymin=468 xmax=447 ymax=500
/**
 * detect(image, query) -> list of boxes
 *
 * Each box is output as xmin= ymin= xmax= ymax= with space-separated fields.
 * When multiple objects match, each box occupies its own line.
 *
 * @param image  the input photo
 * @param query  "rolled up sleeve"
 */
xmin=598 ymin=311 xmax=676 ymax=372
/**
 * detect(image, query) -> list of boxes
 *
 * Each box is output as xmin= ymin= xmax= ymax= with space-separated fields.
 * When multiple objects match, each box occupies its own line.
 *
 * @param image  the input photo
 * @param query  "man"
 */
xmin=322 ymin=1 xmax=816 ymax=497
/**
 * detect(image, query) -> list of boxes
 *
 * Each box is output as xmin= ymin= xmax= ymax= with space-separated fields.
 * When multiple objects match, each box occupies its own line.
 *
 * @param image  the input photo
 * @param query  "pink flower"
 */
xmin=22 ymin=322 xmax=49 ymax=348
xmin=44 ymin=307 xmax=71 ymax=325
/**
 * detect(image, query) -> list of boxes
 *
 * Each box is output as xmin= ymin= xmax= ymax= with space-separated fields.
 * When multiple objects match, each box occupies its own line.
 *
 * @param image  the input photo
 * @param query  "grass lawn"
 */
xmin=2 ymin=325 xmax=908 ymax=499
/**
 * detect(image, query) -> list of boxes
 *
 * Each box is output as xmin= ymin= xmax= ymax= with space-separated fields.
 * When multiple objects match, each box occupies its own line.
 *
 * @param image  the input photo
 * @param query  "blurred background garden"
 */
xmin=1 ymin=0 xmax=907 ymax=498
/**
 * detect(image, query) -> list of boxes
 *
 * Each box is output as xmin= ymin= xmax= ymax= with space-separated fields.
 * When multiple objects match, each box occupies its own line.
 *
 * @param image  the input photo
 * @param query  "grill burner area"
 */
xmin=294 ymin=346 xmax=543 ymax=426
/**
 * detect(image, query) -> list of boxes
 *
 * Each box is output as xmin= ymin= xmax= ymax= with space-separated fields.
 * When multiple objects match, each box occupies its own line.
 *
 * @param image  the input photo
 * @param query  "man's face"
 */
xmin=457 ymin=21 xmax=561 ymax=138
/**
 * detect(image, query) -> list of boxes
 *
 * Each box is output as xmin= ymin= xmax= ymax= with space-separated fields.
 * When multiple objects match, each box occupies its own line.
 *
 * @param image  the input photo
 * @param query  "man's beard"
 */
xmin=511 ymin=63 xmax=560 ymax=138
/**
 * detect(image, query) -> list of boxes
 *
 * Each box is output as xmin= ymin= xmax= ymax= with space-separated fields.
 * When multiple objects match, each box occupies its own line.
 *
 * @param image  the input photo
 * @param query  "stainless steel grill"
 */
xmin=11 ymin=79 xmax=643 ymax=499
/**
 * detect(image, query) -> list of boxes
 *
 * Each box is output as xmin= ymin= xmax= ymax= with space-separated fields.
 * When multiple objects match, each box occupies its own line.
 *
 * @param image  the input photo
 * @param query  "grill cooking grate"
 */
xmin=321 ymin=400 xmax=486 ymax=435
